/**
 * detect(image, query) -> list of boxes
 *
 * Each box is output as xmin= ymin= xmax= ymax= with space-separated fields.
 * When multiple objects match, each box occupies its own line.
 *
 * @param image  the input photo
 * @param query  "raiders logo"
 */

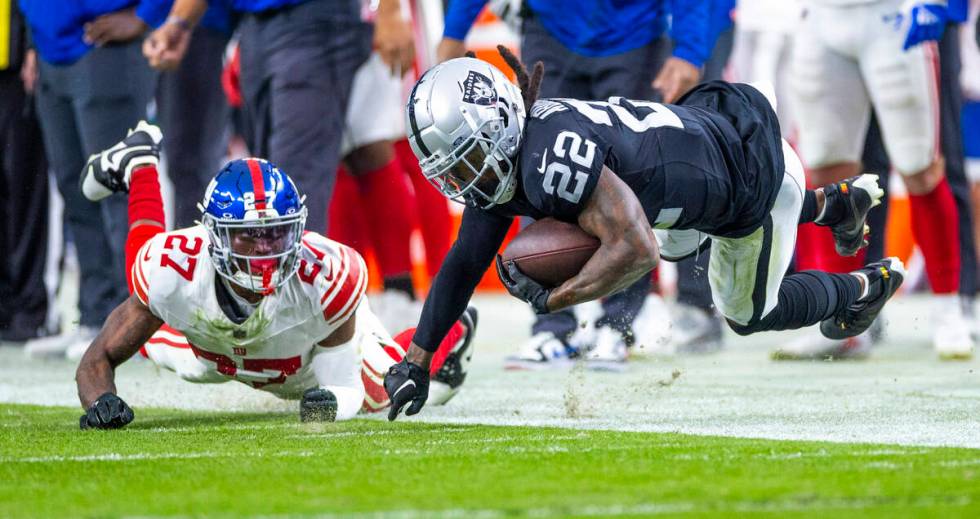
xmin=461 ymin=71 xmax=497 ymax=106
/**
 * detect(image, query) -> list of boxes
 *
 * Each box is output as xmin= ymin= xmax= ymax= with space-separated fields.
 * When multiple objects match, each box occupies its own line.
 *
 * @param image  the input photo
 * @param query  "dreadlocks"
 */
xmin=495 ymin=45 xmax=545 ymax=111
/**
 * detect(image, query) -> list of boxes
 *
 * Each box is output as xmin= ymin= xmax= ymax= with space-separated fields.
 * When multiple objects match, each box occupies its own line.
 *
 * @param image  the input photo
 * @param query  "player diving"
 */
xmin=383 ymin=47 xmax=906 ymax=419
xmin=73 ymin=122 xmax=478 ymax=430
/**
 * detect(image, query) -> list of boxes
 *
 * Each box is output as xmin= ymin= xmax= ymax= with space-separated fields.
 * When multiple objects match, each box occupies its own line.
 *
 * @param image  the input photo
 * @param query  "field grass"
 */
xmin=1 ymin=404 xmax=978 ymax=517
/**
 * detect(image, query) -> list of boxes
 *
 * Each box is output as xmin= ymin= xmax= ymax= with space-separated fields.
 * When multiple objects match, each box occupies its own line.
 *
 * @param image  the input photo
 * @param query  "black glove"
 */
xmin=79 ymin=393 xmax=134 ymax=430
xmin=384 ymin=359 xmax=429 ymax=421
xmin=300 ymin=387 xmax=338 ymax=422
xmin=495 ymin=255 xmax=551 ymax=314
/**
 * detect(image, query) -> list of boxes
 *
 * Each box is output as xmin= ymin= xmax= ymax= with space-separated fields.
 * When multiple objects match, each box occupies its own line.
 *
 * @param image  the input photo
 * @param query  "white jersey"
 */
xmin=132 ymin=226 xmax=369 ymax=397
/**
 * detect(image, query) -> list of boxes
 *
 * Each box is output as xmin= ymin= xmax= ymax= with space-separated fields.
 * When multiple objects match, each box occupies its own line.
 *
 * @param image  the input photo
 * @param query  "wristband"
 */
xmin=165 ymin=15 xmax=192 ymax=31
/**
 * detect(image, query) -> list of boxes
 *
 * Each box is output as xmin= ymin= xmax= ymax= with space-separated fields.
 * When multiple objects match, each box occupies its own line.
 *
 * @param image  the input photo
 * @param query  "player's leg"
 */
xmin=714 ymin=141 xmax=905 ymax=342
xmin=862 ymin=20 xmax=973 ymax=358
xmin=359 ymin=306 xmax=478 ymax=412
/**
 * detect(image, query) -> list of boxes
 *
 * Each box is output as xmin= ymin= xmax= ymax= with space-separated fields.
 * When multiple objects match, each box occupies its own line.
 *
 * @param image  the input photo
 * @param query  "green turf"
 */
xmin=0 ymin=404 xmax=977 ymax=518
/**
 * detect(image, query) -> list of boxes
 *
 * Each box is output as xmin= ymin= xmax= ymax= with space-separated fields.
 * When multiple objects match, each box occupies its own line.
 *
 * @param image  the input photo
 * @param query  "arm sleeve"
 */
xmin=412 ymin=207 xmax=513 ymax=351
xmin=668 ymin=0 xmax=713 ymax=68
xmin=443 ymin=0 xmax=490 ymax=40
xmin=310 ymin=340 xmax=365 ymax=422
xmin=135 ymin=0 xmax=175 ymax=28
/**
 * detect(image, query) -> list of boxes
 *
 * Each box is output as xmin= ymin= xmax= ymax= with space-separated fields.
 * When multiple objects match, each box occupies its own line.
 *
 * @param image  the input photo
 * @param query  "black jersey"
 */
xmin=493 ymin=81 xmax=784 ymax=238
xmin=412 ymin=82 xmax=784 ymax=351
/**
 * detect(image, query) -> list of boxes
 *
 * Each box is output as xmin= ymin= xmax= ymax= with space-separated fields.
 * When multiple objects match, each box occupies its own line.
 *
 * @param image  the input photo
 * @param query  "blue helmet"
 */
xmin=200 ymin=158 xmax=307 ymax=294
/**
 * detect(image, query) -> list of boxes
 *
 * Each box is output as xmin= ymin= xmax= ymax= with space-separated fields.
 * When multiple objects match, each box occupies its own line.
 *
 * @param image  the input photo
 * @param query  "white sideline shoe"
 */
xmin=667 ymin=304 xmax=725 ymax=355
xmin=370 ymin=290 xmax=422 ymax=335
xmin=933 ymin=295 xmax=974 ymax=360
xmin=505 ymin=331 xmax=576 ymax=370
xmin=585 ymin=327 xmax=628 ymax=372
xmin=25 ymin=326 xmax=98 ymax=360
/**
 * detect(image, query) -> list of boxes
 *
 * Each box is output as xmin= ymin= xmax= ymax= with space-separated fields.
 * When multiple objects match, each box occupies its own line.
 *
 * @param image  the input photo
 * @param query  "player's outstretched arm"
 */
xmin=307 ymin=315 xmax=365 ymax=422
xmin=76 ymin=295 xmax=164 ymax=429
xmin=546 ymin=166 xmax=659 ymax=311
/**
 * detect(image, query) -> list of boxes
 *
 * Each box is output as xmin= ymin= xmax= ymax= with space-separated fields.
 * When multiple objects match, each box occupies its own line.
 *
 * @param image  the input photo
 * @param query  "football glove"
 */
xmin=300 ymin=387 xmax=338 ymax=422
xmin=901 ymin=0 xmax=948 ymax=50
xmin=79 ymin=393 xmax=134 ymax=430
xmin=384 ymin=359 xmax=429 ymax=421
xmin=495 ymin=255 xmax=551 ymax=314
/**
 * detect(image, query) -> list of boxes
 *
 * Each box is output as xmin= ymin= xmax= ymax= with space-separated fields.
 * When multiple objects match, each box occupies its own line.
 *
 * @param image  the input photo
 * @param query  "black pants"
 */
xmin=0 ymin=72 xmax=48 ymax=341
xmin=157 ymin=26 xmax=232 ymax=229
xmin=862 ymin=24 xmax=977 ymax=296
xmin=35 ymin=41 xmax=157 ymax=327
xmin=520 ymin=15 xmax=672 ymax=340
xmin=238 ymin=0 xmax=371 ymax=234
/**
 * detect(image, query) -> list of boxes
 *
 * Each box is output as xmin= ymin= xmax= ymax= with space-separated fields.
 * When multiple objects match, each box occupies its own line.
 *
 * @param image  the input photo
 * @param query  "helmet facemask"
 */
xmin=203 ymin=208 xmax=307 ymax=296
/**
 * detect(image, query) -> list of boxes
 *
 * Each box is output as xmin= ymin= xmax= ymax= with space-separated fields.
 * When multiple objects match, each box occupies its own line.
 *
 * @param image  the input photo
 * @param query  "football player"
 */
xmin=73 ymin=122 xmax=477 ymax=430
xmin=383 ymin=48 xmax=905 ymax=419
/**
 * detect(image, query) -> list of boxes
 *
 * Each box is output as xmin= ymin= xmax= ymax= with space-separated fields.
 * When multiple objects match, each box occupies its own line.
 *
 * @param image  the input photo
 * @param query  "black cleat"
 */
xmin=821 ymin=257 xmax=905 ymax=340
xmin=430 ymin=307 xmax=479 ymax=404
xmin=819 ymin=174 xmax=884 ymax=256
xmin=81 ymin=120 xmax=162 ymax=201
xmin=300 ymin=387 xmax=338 ymax=422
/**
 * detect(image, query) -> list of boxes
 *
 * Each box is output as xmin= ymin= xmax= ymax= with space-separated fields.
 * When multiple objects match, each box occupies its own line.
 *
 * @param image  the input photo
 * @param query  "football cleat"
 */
xmin=932 ymin=295 xmax=975 ymax=361
xmin=300 ymin=387 xmax=338 ymax=422
xmin=584 ymin=326 xmax=628 ymax=372
xmin=504 ymin=331 xmax=577 ymax=371
xmin=819 ymin=174 xmax=884 ymax=256
xmin=81 ymin=120 xmax=163 ymax=201
xmin=821 ymin=257 xmax=905 ymax=340
xmin=667 ymin=304 xmax=725 ymax=355
xmin=429 ymin=307 xmax=479 ymax=405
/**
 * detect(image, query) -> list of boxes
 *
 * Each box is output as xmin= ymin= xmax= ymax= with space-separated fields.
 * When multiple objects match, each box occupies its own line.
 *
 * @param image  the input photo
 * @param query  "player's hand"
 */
xmin=652 ymin=57 xmax=700 ymax=104
xmin=20 ymin=49 xmax=37 ymax=94
xmin=384 ymin=359 xmax=429 ymax=421
xmin=79 ymin=393 xmax=134 ymax=430
xmin=143 ymin=19 xmax=192 ymax=71
xmin=374 ymin=7 xmax=415 ymax=76
xmin=83 ymin=8 xmax=148 ymax=47
xmin=901 ymin=0 xmax=947 ymax=50
xmin=300 ymin=387 xmax=338 ymax=422
xmin=436 ymin=37 xmax=467 ymax=63
xmin=495 ymin=255 xmax=551 ymax=314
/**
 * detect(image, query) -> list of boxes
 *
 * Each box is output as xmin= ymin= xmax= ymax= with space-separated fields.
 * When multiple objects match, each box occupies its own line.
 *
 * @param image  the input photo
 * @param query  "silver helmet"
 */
xmin=405 ymin=57 xmax=526 ymax=208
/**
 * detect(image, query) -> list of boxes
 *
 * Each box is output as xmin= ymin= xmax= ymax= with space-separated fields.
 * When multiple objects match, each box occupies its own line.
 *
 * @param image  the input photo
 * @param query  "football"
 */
xmin=500 ymin=217 xmax=599 ymax=288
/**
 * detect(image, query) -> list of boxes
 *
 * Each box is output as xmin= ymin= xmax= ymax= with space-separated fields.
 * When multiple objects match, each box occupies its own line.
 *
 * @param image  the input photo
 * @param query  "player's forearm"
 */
xmin=167 ymin=0 xmax=208 ymax=26
xmin=548 ymin=234 xmax=658 ymax=311
xmin=76 ymin=349 xmax=118 ymax=409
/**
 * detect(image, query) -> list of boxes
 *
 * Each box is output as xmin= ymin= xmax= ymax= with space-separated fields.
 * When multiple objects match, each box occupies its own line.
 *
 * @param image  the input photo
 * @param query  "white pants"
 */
xmin=791 ymin=0 xmax=939 ymax=175
xmin=340 ymin=53 xmax=406 ymax=156
xmin=141 ymin=304 xmax=403 ymax=413
xmin=708 ymin=139 xmax=806 ymax=326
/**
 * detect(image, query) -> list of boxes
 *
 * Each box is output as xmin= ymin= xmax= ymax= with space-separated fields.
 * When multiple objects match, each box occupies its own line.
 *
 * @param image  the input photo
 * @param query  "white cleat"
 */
xmin=81 ymin=120 xmax=162 ymax=201
xmin=504 ymin=331 xmax=577 ymax=371
xmin=370 ymin=290 xmax=422 ymax=334
xmin=666 ymin=303 xmax=724 ymax=355
xmin=771 ymin=330 xmax=873 ymax=361
xmin=584 ymin=326 xmax=628 ymax=372
xmin=25 ymin=326 xmax=99 ymax=360
xmin=933 ymin=295 xmax=974 ymax=361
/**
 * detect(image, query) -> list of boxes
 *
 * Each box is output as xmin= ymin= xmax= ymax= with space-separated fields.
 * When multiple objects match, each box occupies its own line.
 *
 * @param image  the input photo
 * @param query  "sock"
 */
xmin=358 ymin=158 xmax=415 ymax=279
xmin=327 ymin=167 xmax=370 ymax=258
xmin=908 ymin=177 xmax=960 ymax=294
xmin=128 ymin=165 xmax=165 ymax=228
xmin=383 ymin=274 xmax=416 ymax=300
xmin=392 ymin=321 xmax=464 ymax=376
xmin=397 ymin=139 xmax=452 ymax=277
xmin=799 ymin=190 xmax=819 ymax=224
xmin=125 ymin=166 xmax=165 ymax=295
xmin=735 ymin=271 xmax=863 ymax=333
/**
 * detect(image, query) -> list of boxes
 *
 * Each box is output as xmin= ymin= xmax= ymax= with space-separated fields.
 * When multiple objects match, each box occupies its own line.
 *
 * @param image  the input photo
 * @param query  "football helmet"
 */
xmin=405 ymin=57 xmax=526 ymax=208
xmin=200 ymin=158 xmax=307 ymax=294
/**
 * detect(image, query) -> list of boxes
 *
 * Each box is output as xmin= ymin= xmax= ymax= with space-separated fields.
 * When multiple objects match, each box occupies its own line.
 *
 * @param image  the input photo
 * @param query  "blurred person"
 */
xmin=18 ymin=0 xmax=159 ymax=358
xmin=781 ymin=0 xmax=975 ymax=360
xmin=143 ymin=0 xmax=414 ymax=235
xmin=436 ymin=0 xmax=717 ymax=369
xmin=0 ymin=1 xmax=48 ymax=345
xmin=155 ymin=0 xmax=236 ymax=228
xmin=73 ymin=122 xmax=477 ymax=428
xmin=384 ymin=52 xmax=904 ymax=419
xmin=964 ymin=1 xmax=980 ymax=269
